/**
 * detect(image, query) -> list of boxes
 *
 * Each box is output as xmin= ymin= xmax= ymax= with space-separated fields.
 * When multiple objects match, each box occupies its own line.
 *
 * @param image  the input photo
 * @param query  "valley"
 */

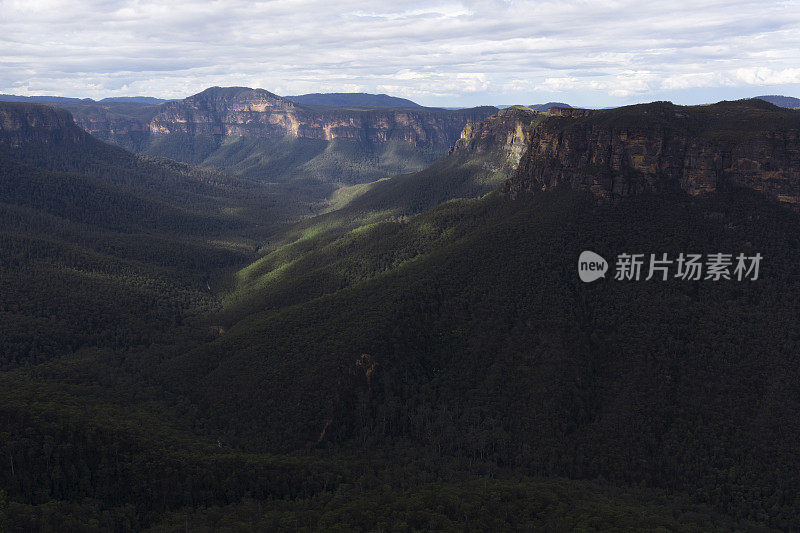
xmin=1 ymin=91 xmax=800 ymax=530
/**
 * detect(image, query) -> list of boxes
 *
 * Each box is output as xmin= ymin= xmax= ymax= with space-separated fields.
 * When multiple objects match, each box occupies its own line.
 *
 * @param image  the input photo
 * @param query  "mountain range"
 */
xmin=754 ymin=94 xmax=800 ymax=108
xmin=2 ymin=91 xmax=800 ymax=529
xmin=285 ymin=92 xmax=422 ymax=107
xmin=0 ymin=88 xmax=497 ymax=207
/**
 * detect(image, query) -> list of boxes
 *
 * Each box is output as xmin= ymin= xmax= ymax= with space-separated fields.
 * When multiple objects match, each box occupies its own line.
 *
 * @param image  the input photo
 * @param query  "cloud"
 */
xmin=1 ymin=0 xmax=799 ymax=106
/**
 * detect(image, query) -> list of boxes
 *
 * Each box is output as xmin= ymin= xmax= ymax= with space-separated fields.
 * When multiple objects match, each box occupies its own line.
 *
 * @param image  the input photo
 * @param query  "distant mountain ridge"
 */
xmin=496 ymin=102 xmax=572 ymax=111
xmin=49 ymin=86 xmax=498 ymax=193
xmin=285 ymin=92 xmax=421 ymax=108
xmin=528 ymin=102 xmax=572 ymax=111
xmin=756 ymin=95 xmax=800 ymax=108
xmin=0 ymin=94 xmax=168 ymax=105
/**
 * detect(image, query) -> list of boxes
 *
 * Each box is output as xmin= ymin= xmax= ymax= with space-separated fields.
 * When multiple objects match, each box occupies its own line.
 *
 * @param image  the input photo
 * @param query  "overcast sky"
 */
xmin=2 ymin=0 xmax=800 ymax=107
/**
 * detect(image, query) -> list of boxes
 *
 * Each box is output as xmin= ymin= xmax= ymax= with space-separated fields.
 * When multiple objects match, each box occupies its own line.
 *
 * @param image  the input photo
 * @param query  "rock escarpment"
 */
xmin=145 ymin=87 xmax=494 ymax=146
xmin=62 ymin=87 xmax=498 ymax=185
xmin=451 ymin=106 xmax=538 ymax=158
xmin=0 ymin=102 xmax=88 ymax=148
xmin=504 ymin=100 xmax=800 ymax=204
xmin=447 ymin=105 xmax=542 ymax=177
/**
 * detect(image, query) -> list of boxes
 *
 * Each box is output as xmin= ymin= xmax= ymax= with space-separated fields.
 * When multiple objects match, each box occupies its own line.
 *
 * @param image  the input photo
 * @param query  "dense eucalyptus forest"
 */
xmin=2 ymin=98 xmax=800 ymax=531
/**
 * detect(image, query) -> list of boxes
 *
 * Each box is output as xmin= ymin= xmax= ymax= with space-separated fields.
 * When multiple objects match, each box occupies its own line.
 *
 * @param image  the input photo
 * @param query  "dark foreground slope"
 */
xmin=158 ymin=187 xmax=800 ymax=530
xmin=3 ymin=100 xmax=800 ymax=530
xmin=3 ymin=186 xmax=791 ymax=530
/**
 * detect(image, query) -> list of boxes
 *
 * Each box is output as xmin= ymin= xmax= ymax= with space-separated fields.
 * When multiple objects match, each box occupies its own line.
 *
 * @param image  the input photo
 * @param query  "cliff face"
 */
xmin=145 ymin=87 xmax=494 ymax=147
xmin=59 ymin=87 xmax=497 ymax=186
xmin=148 ymin=87 xmax=299 ymax=137
xmin=318 ymin=107 xmax=544 ymax=220
xmin=0 ymin=102 xmax=88 ymax=148
xmin=451 ymin=106 xmax=538 ymax=156
xmin=67 ymin=87 xmax=494 ymax=150
xmin=73 ymin=104 xmax=155 ymax=136
xmin=505 ymin=100 xmax=800 ymax=204
xmin=448 ymin=105 xmax=542 ymax=175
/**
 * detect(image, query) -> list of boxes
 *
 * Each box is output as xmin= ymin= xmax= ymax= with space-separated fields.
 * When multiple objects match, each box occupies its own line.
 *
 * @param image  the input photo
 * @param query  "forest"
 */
xmin=2 ymin=100 xmax=800 ymax=530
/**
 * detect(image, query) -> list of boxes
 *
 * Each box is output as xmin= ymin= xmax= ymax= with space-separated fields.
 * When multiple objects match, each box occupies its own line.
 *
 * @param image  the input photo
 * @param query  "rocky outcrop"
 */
xmin=0 ymin=102 xmax=88 ymax=148
xmin=145 ymin=87 xmax=495 ymax=147
xmin=63 ymin=87 xmax=495 ymax=150
xmin=73 ymin=104 xmax=155 ymax=136
xmin=448 ymin=105 xmax=541 ymax=172
xmin=504 ymin=100 xmax=800 ymax=204
xmin=57 ymin=87 xmax=498 ymax=184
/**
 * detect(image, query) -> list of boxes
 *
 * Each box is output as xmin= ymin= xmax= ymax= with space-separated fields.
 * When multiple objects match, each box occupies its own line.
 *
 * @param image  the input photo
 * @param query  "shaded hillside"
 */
xmin=261 ymin=106 xmax=543 ymax=247
xmin=0 ymin=102 xmax=280 ymax=369
xmin=164 ymin=186 xmax=800 ymax=530
xmin=2 ymin=98 xmax=800 ymax=530
xmin=506 ymin=99 xmax=800 ymax=202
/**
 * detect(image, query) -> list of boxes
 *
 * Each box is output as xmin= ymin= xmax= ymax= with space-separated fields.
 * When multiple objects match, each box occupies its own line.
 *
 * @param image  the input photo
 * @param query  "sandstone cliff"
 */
xmin=504 ymin=100 xmax=800 ymax=204
xmin=63 ymin=86 xmax=495 ymax=151
xmin=449 ymin=105 xmax=540 ymax=164
xmin=145 ymin=87 xmax=494 ymax=146
xmin=0 ymin=102 xmax=88 ymax=148
xmin=328 ymin=106 xmax=544 ymax=219
xmin=62 ymin=87 xmax=497 ymax=186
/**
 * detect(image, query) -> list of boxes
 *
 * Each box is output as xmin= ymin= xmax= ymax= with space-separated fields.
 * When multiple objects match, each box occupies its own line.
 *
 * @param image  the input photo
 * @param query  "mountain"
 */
xmin=4 ymin=97 xmax=800 ymax=530
xmin=99 ymin=96 xmax=168 ymax=104
xmin=285 ymin=92 xmax=422 ymax=107
xmin=755 ymin=94 xmax=800 ymax=108
xmin=175 ymin=100 xmax=800 ymax=529
xmin=159 ymin=187 xmax=800 ymax=530
xmin=0 ymin=95 xmax=164 ymax=154
xmin=497 ymin=102 xmax=572 ymax=111
xmin=0 ymin=94 xmax=167 ymax=105
xmin=506 ymin=99 xmax=800 ymax=202
xmin=528 ymin=102 xmax=572 ymax=111
xmin=0 ymin=101 xmax=285 ymax=372
xmin=0 ymin=94 xmax=93 ymax=104
xmin=1 ymin=88 xmax=498 ymax=203
xmin=62 ymin=87 xmax=497 ymax=201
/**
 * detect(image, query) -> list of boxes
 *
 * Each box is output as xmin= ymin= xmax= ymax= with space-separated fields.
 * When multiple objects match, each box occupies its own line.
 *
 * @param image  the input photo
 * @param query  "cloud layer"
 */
xmin=2 ymin=0 xmax=800 ymax=106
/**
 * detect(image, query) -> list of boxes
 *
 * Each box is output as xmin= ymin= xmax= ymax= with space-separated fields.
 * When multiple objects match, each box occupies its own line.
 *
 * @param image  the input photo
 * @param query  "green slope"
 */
xmin=264 ymin=106 xmax=544 ymax=253
xmin=138 ymin=186 xmax=800 ymax=528
xmin=0 ymin=102 xmax=278 ymax=369
xmin=3 ymin=100 xmax=800 ymax=530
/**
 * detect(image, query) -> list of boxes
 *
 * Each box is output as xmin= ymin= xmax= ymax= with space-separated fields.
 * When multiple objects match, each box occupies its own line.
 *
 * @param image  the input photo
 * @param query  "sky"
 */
xmin=1 ymin=0 xmax=800 ymax=108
